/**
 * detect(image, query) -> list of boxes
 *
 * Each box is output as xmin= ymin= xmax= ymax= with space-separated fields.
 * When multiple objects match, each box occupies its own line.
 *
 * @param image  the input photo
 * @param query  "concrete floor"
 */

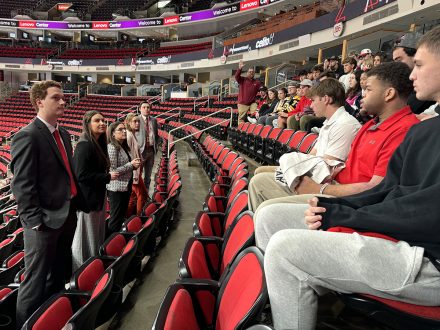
xmin=111 ymin=141 xmax=212 ymax=329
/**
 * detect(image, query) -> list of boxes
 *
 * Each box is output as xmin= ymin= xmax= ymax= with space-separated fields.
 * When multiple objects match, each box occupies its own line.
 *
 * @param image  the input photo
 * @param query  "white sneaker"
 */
xmin=311 ymin=126 xmax=321 ymax=134
xmin=247 ymin=116 xmax=257 ymax=124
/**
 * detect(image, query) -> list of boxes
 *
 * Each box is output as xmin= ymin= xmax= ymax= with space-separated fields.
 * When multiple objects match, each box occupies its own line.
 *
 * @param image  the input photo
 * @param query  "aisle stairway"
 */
xmin=111 ymin=141 xmax=211 ymax=329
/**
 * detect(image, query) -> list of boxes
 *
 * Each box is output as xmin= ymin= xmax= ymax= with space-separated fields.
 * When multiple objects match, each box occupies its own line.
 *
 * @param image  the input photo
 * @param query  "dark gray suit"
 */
xmin=11 ymin=117 xmax=86 ymax=328
xmin=139 ymin=115 xmax=159 ymax=194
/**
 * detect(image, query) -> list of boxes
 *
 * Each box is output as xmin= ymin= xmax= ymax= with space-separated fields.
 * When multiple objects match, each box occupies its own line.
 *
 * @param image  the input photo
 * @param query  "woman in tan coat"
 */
xmin=125 ymin=113 xmax=148 ymax=215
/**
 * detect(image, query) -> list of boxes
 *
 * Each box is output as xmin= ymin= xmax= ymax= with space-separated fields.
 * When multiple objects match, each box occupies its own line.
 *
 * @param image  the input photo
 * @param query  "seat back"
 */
xmin=215 ymin=247 xmax=267 ymax=330
xmin=73 ymin=258 xmax=106 ymax=293
xmin=68 ymin=269 xmax=114 ymax=330
xmin=267 ymin=127 xmax=282 ymax=140
xmin=276 ymin=129 xmax=295 ymax=144
xmin=259 ymin=126 xmax=272 ymax=139
xmin=30 ymin=297 xmax=74 ymax=330
xmin=220 ymin=211 xmax=255 ymax=274
xmin=250 ymin=124 xmax=264 ymax=137
xmin=152 ymin=285 xmax=201 ymax=330
xmin=298 ymin=133 xmax=318 ymax=153
xmin=100 ymin=235 xmax=138 ymax=288
xmin=221 ymin=152 xmax=239 ymax=172
xmin=225 ymin=178 xmax=249 ymax=210
xmin=287 ymin=130 xmax=307 ymax=149
xmin=179 ymin=238 xmax=212 ymax=280
xmin=223 ymin=191 xmax=249 ymax=234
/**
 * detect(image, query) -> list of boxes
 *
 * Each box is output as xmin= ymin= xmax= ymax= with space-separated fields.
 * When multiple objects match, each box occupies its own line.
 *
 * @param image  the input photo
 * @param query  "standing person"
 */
xmin=72 ymin=110 xmax=117 ymax=271
xmin=125 ymin=113 xmax=148 ymax=216
xmin=138 ymin=102 xmax=158 ymax=196
xmin=235 ymin=59 xmax=262 ymax=125
xmin=11 ymin=81 xmax=87 ymax=328
xmin=106 ymin=122 xmax=141 ymax=236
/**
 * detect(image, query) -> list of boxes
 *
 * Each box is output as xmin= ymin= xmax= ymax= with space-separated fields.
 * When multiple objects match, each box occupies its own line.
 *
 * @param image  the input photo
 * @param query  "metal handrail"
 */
xmin=149 ymin=97 xmax=162 ymax=108
xmin=193 ymin=96 xmax=207 ymax=112
xmin=269 ymin=79 xmax=297 ymax=90
xmin=153 ymin=107 xmax=181 ymax=119
xmin=0 ymin=205 xmax=16 ymax=214
xmin=167 ymin=106 xmax=233 ymax=157
xmin=117 ymin=105 xmax=137 ymax=120
xmin=0 ymin=193 xmax=13 ymax=203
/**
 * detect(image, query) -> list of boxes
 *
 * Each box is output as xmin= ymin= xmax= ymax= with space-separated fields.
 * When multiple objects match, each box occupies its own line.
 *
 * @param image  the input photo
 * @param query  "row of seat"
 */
xmin=227 ymin=123 xmax=440 ymax=329
xmin=153 ymin=131 xmax=268 ymax=329
xmin=229 ymin=123 xmax=318 ymax=165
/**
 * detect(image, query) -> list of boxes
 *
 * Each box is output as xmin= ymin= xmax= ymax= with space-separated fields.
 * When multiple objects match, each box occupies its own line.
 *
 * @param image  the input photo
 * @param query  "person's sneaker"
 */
xmin=247 ymin=116 xmax=257 ymax=124
xmin=311 ymin=126 xmax=321 ymax=134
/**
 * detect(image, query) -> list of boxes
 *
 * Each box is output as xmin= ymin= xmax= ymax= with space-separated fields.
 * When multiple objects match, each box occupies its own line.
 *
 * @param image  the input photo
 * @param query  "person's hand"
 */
xmin=304 ymin=197 xmax=326 ymax=230
xmin=239 ymin=60 xmax=245 ymax=70
xmin=110 ymin=171 xmax=119 ymax=180
xmin=294 ymin=113 xmax=300 ymax=121
xmin=295 ymin=176 xmax=321 ymax=195
xmin=131 ymin=158 xmax=141 ymax=169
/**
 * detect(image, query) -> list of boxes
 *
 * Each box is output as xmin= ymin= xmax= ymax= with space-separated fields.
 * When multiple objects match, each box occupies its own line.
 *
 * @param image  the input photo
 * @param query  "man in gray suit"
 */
xmin=11 ymin=81 xmax=87 ymax=328
xmin=138 ymin=102 xmax=159 ymax=196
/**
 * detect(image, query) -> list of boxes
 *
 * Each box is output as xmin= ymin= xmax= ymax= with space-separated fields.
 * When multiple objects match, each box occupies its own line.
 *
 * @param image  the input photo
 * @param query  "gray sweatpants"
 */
xmin=257 ymin=204 xmax=440 ymax=330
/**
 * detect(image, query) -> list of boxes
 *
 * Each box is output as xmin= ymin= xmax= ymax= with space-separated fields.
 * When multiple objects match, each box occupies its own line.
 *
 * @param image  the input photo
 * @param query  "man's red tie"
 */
xmin=53 ymin=129 xmax=77 ymax=198
xmin=145 ymin=117 xmax=150 ymax=146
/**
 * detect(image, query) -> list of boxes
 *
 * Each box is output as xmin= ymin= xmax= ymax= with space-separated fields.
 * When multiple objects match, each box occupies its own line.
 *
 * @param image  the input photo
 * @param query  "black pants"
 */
xmin=16 ymin=205 xmax=77 ymax=329
xmin=107 ymin=188 xmax=132 ymax=236
xmin=304 ymin=117 xmax=325 ymax=132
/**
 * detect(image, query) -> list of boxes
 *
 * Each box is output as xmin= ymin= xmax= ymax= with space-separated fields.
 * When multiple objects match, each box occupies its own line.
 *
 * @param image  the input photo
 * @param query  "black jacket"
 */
xmin=318 ymin=114 xmax=440 ymax=258
xmin=407 ymin=91 xmax=436 ymax=114
xmin=259 ymin=100 xmax=278 ymax=117
xmin=73 ymin=137 xmax=110 ymax=211
xmin=11 ymin=118 xmax=88 ymax=229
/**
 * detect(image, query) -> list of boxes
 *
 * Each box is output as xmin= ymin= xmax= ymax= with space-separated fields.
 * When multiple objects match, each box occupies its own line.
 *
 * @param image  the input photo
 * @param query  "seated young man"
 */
xmin=262 ymin=27 xmax=440 ymax=330
xmin=249 ymin=61 xmax=420 ymax=212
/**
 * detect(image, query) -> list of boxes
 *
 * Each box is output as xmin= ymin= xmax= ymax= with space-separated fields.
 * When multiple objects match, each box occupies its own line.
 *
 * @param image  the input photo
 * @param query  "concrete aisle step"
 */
xmin=111 ymin=140 xmax=211 ymax=329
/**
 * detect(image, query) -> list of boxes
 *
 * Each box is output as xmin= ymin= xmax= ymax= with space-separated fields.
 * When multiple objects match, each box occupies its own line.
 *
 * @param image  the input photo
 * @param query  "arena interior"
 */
xmin=0 ymin=0 xmax=439 ymax=329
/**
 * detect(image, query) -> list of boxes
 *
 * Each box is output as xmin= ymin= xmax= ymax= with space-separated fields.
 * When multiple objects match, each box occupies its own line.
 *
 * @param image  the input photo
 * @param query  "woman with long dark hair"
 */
xmin=72 ymin=110 xmax=117 ymax=271
xmin=106 ymin=121 xmax=141 ymax=235
xmin=346 ymin=70 xmax=363 ymax=111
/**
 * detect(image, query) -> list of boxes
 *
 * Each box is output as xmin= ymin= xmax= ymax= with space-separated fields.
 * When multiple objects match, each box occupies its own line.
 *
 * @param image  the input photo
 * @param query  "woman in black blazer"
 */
xmin=72 ymin=110 xmax=118 ymax=271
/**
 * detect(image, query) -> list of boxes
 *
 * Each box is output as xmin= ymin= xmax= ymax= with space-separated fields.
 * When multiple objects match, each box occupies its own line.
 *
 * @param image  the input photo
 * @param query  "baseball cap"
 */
xmin=359 ymin=48 xmax=372 ymax=57
xmin=396 ymin=32 xmax=422 ymax=50
xmin=299 ymin=79 xmax=313 ymax=87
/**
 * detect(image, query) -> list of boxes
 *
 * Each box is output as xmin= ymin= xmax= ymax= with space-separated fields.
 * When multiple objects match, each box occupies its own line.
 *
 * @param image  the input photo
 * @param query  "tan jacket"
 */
xmin=127 ymin=130 xmax=143 ymax=185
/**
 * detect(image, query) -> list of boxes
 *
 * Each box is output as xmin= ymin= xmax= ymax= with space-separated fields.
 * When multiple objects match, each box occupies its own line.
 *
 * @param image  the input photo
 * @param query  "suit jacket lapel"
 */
xmin=33 ymin=118 xmax=69 ymax=174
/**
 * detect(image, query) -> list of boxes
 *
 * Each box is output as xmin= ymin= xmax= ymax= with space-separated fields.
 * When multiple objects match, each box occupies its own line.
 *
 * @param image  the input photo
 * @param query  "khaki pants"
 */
xmin=237 ymin=103 xmax=258 ymax=125
xmin=287 ymin=115 xmax=300 ymax=130
xmin=250 ymin=166 xmax=334 ymax=214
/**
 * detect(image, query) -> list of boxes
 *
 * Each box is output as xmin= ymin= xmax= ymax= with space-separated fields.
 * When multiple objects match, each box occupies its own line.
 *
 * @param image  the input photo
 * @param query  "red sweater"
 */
xmin=235 ymin=68 xmax=261 ymax=106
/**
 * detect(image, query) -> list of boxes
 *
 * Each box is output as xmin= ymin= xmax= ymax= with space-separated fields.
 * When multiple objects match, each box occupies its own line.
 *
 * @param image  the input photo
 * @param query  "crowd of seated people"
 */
xmin=228 ymin=26 xmax=440 ymax=329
